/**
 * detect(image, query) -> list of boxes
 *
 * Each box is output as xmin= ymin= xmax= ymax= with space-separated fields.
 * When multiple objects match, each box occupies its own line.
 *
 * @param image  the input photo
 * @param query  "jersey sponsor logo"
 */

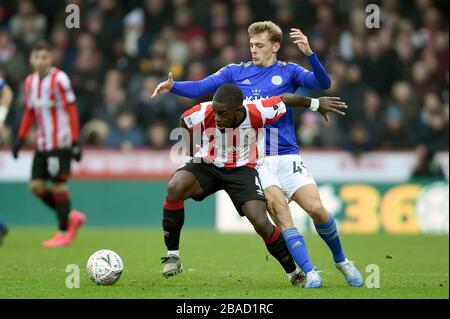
xmin=241 ymin=79 xmax=252 ymax=85
xmin=33 ymin=98 xmax=55 ymax=109
xmin=245 ymin=95 xmax=270 ymax=101
xmin=271 ymin=75 xmax=283 ymax=85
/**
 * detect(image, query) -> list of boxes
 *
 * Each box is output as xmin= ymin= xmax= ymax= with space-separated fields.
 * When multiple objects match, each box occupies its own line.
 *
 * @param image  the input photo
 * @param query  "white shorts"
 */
xmin=257 ymin=154 xmax=316 ymax=201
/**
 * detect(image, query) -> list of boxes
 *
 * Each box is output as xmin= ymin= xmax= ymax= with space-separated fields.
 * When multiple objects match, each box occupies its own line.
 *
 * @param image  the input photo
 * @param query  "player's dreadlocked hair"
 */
xmin=213 ymin=84 xmax=244 ymax=109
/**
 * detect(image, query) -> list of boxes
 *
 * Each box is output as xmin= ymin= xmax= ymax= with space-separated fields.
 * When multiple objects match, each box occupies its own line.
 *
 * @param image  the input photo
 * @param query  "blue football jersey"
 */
xmin=207 ymin=61 xmax=312 ymax=156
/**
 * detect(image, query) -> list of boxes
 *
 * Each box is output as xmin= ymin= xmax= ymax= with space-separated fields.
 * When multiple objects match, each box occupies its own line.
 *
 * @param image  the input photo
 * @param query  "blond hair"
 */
xmin=248 ymin=21 xmax=283 ymax=43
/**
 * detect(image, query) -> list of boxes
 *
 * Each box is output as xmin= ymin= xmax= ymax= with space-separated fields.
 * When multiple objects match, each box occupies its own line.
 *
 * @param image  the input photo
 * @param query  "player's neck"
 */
xmin=232 ymin=109 xmax=247 ymax=128
xmin=259 ymin=56 xmax=277 ymax=67
xmin=37 ymin=67 xmax=53 ymax=79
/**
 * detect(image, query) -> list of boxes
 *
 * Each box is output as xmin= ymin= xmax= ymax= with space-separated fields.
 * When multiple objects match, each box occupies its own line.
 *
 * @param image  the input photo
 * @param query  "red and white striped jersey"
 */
xmin=18 ymin=67 xmax=80 ymax=152
xmin=182 ymin=96 xmax=287 ymax=168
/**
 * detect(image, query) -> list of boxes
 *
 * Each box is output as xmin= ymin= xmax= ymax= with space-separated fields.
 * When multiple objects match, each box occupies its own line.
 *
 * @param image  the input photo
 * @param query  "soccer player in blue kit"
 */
xmin=153 ymin=21 xmax=363 ymax=288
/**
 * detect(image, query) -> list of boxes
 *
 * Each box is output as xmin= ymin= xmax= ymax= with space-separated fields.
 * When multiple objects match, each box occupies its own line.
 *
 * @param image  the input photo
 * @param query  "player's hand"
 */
xmin=289 ymin=28 xmax=313 ymax=56
xmin=151 ymin=72 xmax=174 ymax=99
xmin=71 ymin=141 xmax=82 ymax=162
xmin=317 ymin=97 xmax=348 ymax=121
xmin=12 ymin=139 xmax=24 ymax=160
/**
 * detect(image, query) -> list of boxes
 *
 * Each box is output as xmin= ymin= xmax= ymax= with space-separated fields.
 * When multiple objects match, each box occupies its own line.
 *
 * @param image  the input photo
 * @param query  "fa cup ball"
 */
xmin=86 ymin=249 xmax=124 ymax=285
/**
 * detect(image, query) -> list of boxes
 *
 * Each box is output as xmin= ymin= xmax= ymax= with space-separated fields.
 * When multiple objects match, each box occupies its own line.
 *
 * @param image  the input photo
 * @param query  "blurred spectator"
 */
xmin=134 ymin=75 xmax=182 ymax=129
xmin=146 ymin=121 xmax=170 ymax=150
xmin=411 ymin=144 xmax=445 ymax=179
xmin=417 ymin=94 xmax=449 ymax=152
xmin=343 ymin=122 xmax=376 ymax=156
xmin=380 ymin=106 xmax=412 ymax=149
xmin=360 ymin=89 xmax=385 ymax=146
xmin=297 ymin=112 xmax=322 ymax=148
xmin=106 ymin=110 xmax=146 ymax=150
xmin=232 ymin=4 xmax=254 ymax=31
xmin=411 ymin=61 xmax=439 ymax=105
xmin=159 ymin=25 xmax=189 ymax=67
xmin=411 ymin=95 xmax=448 ymax=177
xmin=93 ymin=85 xmax=127 ymax=127
xmin=357 ymin=34 xmax=400 ymax=95
xmin=318 ymin=116 xmax=344 ymax=148
xmin=208 ymin=1 xmax=231 ymax=31
xmin=123 ymin=8 xmax=145 ymax=59
xmin=81 ymin=119 xmax=110 ymax=147
xmin=388 ymin=81 xmax=419 ymax=130
xmin=0 ymin=30 xmax=27 ymax=88
xmin=174 ymin=6 xmax=206 ymax=43
xmin=9 ymin=0 xmax=47 ymax=52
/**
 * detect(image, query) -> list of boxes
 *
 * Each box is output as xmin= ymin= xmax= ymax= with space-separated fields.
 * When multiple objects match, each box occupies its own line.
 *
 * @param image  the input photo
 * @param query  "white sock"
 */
xmin=168 ymin=250 xmax=180 ymax=257
xmin=287 ymin=268 xmax=300 ymax=281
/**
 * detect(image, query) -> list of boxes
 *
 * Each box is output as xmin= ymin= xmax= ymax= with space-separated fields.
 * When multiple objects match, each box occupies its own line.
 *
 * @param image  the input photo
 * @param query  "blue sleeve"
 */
xmin=0 ymin=78 xmax=5 ymax=91
xmin=292 ymin=52 xmax=331 ymax=90
xmin=171 ymin=65 xmax=234 ymax=98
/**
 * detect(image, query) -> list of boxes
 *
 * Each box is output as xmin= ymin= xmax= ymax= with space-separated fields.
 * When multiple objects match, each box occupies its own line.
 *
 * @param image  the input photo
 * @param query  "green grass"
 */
xmin=0 ymin=227 xmax=448 ymax=299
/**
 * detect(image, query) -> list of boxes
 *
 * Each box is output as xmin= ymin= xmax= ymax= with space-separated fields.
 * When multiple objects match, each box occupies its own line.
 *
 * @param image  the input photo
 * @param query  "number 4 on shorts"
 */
xmin=293 ymin=161 xmax=302 ymax=174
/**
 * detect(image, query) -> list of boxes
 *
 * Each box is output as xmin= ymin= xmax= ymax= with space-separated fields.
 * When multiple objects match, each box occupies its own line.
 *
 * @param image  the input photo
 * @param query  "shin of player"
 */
xmin=12 ymin=41 xmax=86 ymax=248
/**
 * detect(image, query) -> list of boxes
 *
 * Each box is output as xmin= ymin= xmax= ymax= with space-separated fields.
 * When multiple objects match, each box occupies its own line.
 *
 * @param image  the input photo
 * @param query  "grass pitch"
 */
xmin=0 ymin=227 xmax=448 ymax=299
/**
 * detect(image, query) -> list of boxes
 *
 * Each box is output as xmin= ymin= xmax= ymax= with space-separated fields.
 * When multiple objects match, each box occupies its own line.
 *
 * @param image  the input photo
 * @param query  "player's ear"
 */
xmin=273 ymin=42 xmax=281 ymax=53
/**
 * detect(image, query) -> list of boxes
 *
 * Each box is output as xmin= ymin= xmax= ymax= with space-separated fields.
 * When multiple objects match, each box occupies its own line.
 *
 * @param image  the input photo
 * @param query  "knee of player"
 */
xmin=268 ymin=199 xmax=290 ymax=219
xmin=306 ymin=201 xmax=328 ymax=218
xmin=252 ymin=216 xmax=273 ymax=235
xmin=167 ymin=179 xmax=189 ymax=200
xmin=29 ymin=181 xmax=45 ymax=195
xmin=51 ymin=183 xmax=68 ymax=194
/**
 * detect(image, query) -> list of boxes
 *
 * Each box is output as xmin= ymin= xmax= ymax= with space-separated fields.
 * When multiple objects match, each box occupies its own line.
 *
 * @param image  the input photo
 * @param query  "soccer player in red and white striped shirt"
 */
xmin=12 ymin=41 xmax=86 ymax=248
xmin=161 ymin=83 xmax=347 ymax=283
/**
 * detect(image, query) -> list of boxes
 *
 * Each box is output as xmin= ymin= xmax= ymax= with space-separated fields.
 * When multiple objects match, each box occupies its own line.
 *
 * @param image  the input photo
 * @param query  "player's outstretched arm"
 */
xmin=152 ymin=66 xmax=232 ymax=99
xmin=280 ymin=93 xmax=347 ymax=121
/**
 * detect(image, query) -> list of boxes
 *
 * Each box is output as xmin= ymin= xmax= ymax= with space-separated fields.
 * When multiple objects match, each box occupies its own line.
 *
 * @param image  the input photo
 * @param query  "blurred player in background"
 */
xmin=12 ymin=41 xmax=86 ymax=248
xmin=161 ymin=83 xmax=348 ymax=287
xmin=0 ymin=75 xmax=13 ymax=245
xmin=153 ymin=21 xmax=362 ymax=287
xmin=0 ymin=76 xmax=13 ymax=133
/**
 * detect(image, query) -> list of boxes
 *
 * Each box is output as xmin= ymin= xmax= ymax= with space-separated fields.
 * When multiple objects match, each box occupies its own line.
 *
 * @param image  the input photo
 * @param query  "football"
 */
xmin=86 ymin=249 xmax=124 ymax=285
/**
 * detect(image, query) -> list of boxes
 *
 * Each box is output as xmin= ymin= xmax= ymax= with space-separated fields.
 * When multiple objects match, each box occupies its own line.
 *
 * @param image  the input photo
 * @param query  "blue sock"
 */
xmin=282 ymin=228 xmax=315 ymax=274
xmin=314 ymin=214 xmax=346 ymax=263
